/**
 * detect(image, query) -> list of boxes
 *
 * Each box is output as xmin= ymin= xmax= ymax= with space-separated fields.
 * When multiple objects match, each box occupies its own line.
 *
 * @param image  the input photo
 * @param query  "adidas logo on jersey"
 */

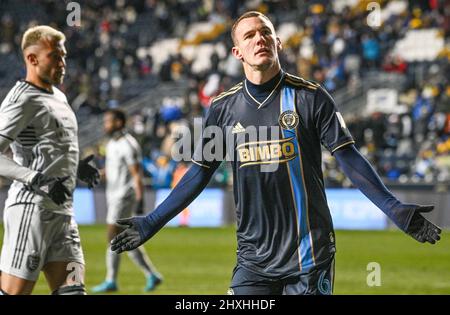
xmin=232 ymin=122 xmax=246 ymax=134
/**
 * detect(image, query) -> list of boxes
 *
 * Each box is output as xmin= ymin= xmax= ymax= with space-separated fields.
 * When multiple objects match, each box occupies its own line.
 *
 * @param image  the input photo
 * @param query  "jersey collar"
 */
xmin=243 ymin=70 xmax=285 ymax=109
xmin=22 ymin=80 xmax=54 ymax=94
xmin=111 ymin=129 xmax=126 ymax=140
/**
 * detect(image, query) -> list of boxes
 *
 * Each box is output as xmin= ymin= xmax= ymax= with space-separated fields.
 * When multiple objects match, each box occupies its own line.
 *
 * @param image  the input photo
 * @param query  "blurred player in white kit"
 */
xmin=92 ymin=109 xmax=162 ymax=293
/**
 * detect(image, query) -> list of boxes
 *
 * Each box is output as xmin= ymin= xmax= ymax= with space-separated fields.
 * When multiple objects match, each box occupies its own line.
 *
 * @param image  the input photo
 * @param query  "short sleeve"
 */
xmin=123 ymin=140 xmax=140 ymax=166
xmin=0 ymin=92 xmax=38 ymax=150
xmin=314 ymin=86 xmax=354 ymax=153
xmin=191 ymin=106 xmax=224 ymax=170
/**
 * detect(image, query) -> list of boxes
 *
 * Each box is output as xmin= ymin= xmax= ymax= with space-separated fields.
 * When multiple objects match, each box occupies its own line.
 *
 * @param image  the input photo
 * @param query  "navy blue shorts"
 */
xmin=228 ymin=255 xmax=335 ymax=295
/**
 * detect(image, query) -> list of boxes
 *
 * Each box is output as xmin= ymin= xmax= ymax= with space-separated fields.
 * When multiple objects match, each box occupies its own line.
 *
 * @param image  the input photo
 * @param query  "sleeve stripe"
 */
xmin=331 ymin=140 xmax=355 ymax=153
xmin=191 ymin=159 xmax=211 ymax=169
xmin=7 ymin=82 xmax=26 ymax=102
xmin=0 ymin=133 xmax=14 ymax=142
xmin=10 ymin=83 xmax=29 ymax=103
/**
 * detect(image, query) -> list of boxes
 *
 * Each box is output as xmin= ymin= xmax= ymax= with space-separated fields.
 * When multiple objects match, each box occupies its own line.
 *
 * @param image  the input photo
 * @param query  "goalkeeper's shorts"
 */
xmin=228 ymin=254 xmax=335 ymax=295
xmin=0 ymin=203 xmax=85 ymax=281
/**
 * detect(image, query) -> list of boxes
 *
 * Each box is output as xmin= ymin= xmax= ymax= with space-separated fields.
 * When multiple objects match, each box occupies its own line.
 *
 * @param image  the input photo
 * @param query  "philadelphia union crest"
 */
xmin=279 ymin=110 xmax=299 ymax=130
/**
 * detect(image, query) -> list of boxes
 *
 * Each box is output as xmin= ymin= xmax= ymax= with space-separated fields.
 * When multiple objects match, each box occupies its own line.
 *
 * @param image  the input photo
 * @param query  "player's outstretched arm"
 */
xmin=111 ymin=163 xmax=217 ymax=253
xmin=334 ymin=144 xmax=441 ymax=244
xmin=77 ymin=154 xmax=100 ymax=188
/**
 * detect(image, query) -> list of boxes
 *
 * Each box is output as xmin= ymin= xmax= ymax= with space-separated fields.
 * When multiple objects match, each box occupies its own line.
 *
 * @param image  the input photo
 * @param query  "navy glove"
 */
xmin=77 ymin=155 xmax=100 ymax=189
xmin=392 ymin=204 xmax=441 ymax=244
xmin=111 ymin=216 xmax=156 ymax=253
xmin=133 ymin=199 xmax=145 ymax=215
xmin=28 ymin=173 xmax=71 ymax=205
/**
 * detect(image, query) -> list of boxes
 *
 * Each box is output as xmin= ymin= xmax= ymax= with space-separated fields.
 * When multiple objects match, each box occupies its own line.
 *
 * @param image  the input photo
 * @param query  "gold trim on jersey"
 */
xmin=191 ymin=159 xmax=211 ymax=169
xmin=211 ymin=82 xmax=243 ymax=103
xmin=284 ymin=153 xmax=303 ymax=271
xmin=238 ymin=156 xmax=297 ymax=169
xmin=331 ymin=140 xmax=356 ymax=153
xmin=284 ymin=74 xmax=319 ymax=90
xmin=236 ymin=137 xmax=294 ymax=150
xmin=294 ymin=128 xmax=316 ymax=266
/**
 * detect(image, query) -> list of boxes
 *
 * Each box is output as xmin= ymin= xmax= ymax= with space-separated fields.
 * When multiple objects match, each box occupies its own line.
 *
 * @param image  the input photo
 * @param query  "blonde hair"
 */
xmin=231 ymin=11 xmax=272 ymax=45
xmin=21 ymin=25 xmax=65 ymax=51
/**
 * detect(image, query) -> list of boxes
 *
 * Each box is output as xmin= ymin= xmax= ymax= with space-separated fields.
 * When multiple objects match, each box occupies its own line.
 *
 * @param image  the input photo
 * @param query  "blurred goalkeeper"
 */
xmin=92 ymin=109 xmax=162 ymax=293
xmin=111 ymin=12 xmax=441 ymax=295
xmin=0 ymin=26 xmax=100 ymax=295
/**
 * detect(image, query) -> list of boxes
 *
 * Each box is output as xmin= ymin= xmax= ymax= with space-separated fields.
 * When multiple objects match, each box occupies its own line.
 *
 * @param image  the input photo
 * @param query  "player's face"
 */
xmin=103 ymin=113 xmax=124 ymax=135
xmin=232 ymin=16 xmax=281 ymax=71
xmin=103 ymin=113 xmax=116 ymax=135
xmin=35 ymin=39 xmax=67 ymax=85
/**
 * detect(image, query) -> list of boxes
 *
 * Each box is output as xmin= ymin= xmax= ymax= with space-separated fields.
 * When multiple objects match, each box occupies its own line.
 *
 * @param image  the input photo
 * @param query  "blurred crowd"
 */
xmin=0 ymin=0 xmax=449 ymax=189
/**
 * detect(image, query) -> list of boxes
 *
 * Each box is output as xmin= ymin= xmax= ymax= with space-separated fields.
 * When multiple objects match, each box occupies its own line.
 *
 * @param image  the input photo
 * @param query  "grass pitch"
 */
xmin=0 ymin=225 xmax=449 ymax=294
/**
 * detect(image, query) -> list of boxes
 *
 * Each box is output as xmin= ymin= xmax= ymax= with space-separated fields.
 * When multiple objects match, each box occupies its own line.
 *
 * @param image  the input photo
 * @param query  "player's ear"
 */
xmin=231 ymin=46 xmax=243 ymax=61
xmin=25 ymin=52 xmax=38 ymax=66
xmin=276 ymin=37 xmax=282 ymax=52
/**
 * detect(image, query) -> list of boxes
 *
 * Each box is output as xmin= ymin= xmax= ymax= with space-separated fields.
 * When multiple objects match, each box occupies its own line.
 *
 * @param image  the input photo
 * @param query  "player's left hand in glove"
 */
xmin=110 ymin=216 xmax=156 ymax=253
xmin=28 ymin=173 xmax=71 ymax=205
xmin=77 ymin=154 xmax=100 ymax=189
xmin=394 ymin=204 xmax=442 ymax=244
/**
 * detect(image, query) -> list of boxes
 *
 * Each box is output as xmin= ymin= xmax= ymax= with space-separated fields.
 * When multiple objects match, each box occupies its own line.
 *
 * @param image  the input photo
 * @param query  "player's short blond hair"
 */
xmin=21 ymin=25 xmax=66 ymax=51
xmin=231 ymin=11 xmax=272 ymax=45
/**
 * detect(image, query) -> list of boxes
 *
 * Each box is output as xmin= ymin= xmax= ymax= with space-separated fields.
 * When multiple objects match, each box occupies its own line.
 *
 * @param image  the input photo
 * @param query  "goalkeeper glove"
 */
xmin=28 ymin=173 xmax=71 ymax=205
xmin=391 ymin=204 xmax=441 ymax=244
xmin=77 ymin=154 xmax=100 ymax=189
xmin=111 ymin=215 xmax=157 ymax=253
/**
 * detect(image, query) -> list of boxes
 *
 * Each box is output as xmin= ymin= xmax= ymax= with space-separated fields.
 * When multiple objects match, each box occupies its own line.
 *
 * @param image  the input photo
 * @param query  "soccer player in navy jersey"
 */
xmin=111 ymin=11 xmax=441 ymax=295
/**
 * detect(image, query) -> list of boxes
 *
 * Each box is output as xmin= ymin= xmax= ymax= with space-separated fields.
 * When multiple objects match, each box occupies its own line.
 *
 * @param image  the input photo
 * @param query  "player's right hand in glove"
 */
xmin=28 ymin=172 xmax=71 ymax=205
xmin=394 ymin=204 xmax=442 ymax=244
xmin=110 ymin=216 xmax=156 ymax=253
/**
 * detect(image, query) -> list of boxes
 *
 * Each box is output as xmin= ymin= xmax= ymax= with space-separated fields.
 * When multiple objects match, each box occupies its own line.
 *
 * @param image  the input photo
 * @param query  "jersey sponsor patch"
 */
xmin=279 ymin=110 xmax=299 ymax=130
xmin=237 ymin=138 xmax=297 ymax=168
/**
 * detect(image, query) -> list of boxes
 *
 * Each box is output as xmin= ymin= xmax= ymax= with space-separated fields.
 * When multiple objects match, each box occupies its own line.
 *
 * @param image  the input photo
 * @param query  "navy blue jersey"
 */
xmin=192 ymin=71 xmax=354 ymax=278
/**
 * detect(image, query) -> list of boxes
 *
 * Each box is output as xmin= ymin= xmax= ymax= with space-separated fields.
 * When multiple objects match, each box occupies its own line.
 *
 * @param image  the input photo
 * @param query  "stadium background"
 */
xmin=0 ymin=0 xmax=449 ymax=294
